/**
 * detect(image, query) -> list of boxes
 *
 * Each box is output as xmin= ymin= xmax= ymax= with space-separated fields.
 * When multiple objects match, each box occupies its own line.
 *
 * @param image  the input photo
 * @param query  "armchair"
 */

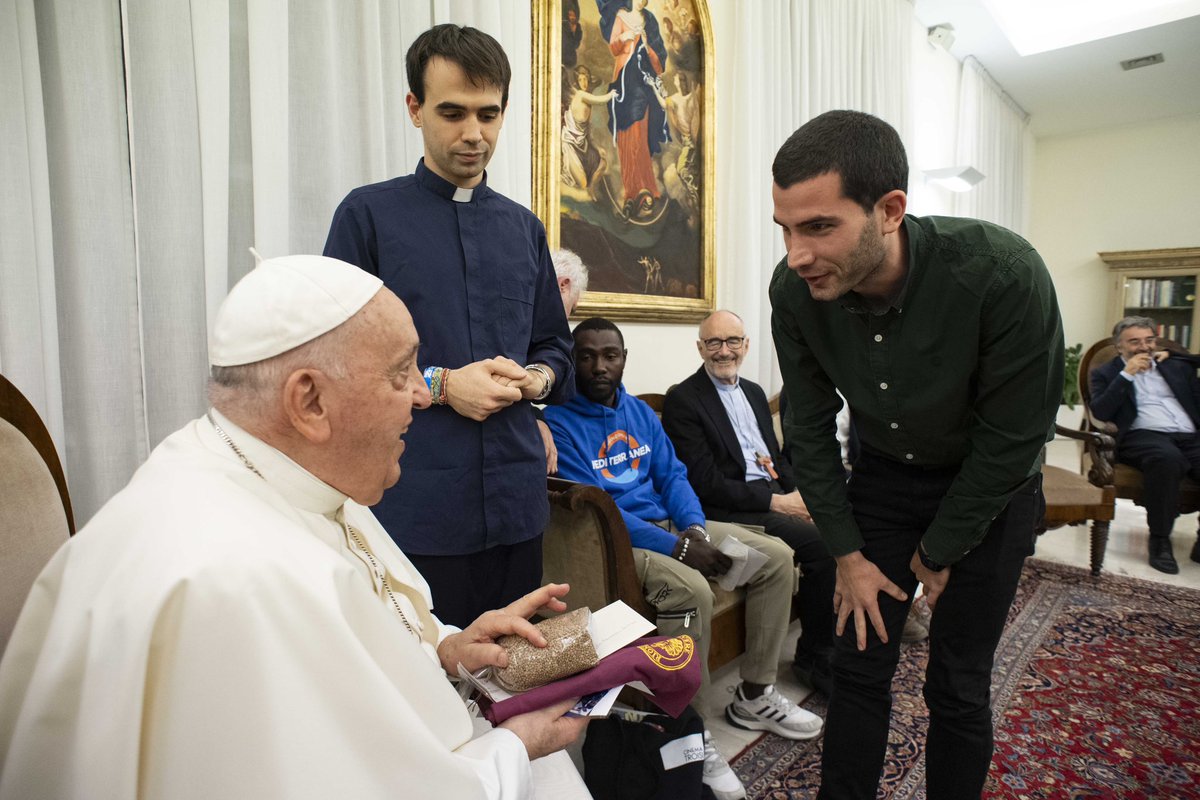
xmin=1078 ymin=337 xmax=1200 ymax=552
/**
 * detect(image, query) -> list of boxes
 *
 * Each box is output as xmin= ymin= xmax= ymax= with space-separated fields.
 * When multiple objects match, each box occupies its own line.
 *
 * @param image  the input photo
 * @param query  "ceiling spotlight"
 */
xmin=924 ymin=166 xmax=986 ymax=193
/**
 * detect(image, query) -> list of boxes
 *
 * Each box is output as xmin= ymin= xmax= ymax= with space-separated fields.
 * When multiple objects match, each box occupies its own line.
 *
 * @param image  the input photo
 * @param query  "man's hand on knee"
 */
xmin=833 ymin=551 xmax=907 ymax=651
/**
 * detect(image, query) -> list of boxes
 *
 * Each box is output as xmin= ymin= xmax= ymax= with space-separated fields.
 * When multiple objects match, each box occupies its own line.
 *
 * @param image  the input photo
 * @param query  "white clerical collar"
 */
xmin=706 ymin=371 xmax=741 ymax=392
xmin=452 ymin=186 xmax=475 ymax=203
xmin=206 ymin=408 xmax=348 ymax=517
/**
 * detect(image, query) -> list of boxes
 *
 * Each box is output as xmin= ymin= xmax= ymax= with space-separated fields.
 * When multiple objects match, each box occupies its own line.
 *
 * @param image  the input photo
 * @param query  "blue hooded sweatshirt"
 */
xmin=544 ymin=384 xmax=706 ymax=555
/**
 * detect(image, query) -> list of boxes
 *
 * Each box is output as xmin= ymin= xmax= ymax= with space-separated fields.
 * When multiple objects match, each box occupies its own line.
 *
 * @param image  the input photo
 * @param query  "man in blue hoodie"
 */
xmin=545 ymin=317 xmax=821 ymax=800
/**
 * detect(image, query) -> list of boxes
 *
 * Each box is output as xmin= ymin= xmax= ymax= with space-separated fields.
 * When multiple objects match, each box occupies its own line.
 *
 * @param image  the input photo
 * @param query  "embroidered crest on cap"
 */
xmin=638 ymin=635 xmax=694 ymax=670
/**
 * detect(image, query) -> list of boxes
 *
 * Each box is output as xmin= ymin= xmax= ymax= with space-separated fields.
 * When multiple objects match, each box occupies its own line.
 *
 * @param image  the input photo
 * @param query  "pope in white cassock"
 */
xmin=0 ymin=254 xmax=589 ymax=799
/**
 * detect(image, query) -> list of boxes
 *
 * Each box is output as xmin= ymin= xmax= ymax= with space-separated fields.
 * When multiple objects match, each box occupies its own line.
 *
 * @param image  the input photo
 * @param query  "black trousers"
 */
xmin=715 ymin=489 xmax=836 ymax=656
xmin=1117 ymin=428 xmax=1200 ymax=540
xmin=818 ymin=451 xmax=1041 ymax=800
xmin=408 ymin=535 xmax=543 ymax=629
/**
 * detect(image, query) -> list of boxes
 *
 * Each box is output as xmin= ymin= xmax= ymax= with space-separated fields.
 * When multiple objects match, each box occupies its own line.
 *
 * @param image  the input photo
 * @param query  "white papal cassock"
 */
xmin=0 ymin=411 xmax=533 ymax=799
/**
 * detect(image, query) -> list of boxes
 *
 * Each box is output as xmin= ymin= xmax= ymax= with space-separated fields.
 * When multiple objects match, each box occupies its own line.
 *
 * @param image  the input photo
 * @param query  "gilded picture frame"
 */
xmin=532 ymin=0 xmax=715 ymax=322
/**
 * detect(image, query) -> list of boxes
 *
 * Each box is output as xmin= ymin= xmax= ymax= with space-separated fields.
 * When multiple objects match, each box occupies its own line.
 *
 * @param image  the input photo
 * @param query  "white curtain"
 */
xmin=0 ymin=0 xmax=531 ymax=524
xmin=2 ymin=0 xmax=978 ymax=522
xmin=716 ymin=0 xmax=913 ymax=391
xmin=953 ymin=55 xmax=1033 ymax=234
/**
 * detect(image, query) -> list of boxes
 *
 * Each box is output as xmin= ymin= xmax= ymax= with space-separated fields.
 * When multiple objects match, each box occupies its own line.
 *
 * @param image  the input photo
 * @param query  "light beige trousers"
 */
xmin=633 ymin=520 xmax=795 ymax=698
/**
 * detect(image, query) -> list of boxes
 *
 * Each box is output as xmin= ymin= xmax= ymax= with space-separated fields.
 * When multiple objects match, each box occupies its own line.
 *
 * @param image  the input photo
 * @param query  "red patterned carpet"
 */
xmin=730 ymin=559 xmax=1200 ymax=799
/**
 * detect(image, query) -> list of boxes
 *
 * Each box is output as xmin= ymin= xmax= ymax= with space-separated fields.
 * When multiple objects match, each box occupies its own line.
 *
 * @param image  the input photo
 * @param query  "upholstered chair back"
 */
xmin=0 ymin=376 xmax=73 ymax=656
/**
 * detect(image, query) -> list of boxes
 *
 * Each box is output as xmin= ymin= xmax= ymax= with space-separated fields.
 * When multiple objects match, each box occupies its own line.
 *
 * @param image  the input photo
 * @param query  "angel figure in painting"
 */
xmin=599 ymin=0 xmax=671 ymax=220
xmin=562 ymin=65 xmax=618 ymax=203
xmin=657 ymin=70 xmax=701 ymax=226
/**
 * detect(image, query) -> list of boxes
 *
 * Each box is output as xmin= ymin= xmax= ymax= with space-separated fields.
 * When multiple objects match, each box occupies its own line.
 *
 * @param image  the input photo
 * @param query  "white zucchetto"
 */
xmin=209 ymin=253 xmax=383 ymax=367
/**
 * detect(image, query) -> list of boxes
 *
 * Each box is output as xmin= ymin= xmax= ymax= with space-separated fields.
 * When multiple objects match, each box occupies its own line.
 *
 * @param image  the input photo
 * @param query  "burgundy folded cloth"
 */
xmin=481 ymin=635 xmax=700 ymax=725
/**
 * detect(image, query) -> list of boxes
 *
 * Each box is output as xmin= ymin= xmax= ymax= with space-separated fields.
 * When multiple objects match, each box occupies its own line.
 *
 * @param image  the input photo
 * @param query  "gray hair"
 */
xmin=207 ymin=307 xmax=365 ymax=422
xmin=551 ymin=248 xmax=589 ymax=297
xmin=1112 ymin=316 xmax=1157 ymax=343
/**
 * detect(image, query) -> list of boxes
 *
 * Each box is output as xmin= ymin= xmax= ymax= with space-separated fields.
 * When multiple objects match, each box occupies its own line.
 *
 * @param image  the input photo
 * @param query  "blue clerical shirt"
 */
xmin=324 ymin=160 xmax=575 ymax=555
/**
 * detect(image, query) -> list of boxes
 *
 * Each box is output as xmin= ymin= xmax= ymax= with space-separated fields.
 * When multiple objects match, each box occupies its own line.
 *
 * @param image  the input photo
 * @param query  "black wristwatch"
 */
xmin=917 ymin=541 xmax=947 ymax=573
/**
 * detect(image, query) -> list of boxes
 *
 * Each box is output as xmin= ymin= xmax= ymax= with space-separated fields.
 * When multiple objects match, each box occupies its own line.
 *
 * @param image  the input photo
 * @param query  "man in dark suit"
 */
xmin=663 ymin=310 xmax=836 ymax=693
xmin=1090 ymin=315 xmax=1200 ymax=573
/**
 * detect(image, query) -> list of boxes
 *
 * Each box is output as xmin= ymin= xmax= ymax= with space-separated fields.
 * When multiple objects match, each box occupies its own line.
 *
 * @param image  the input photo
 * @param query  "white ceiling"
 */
xmin=911 ymin=0 xmax=1200 ymax=137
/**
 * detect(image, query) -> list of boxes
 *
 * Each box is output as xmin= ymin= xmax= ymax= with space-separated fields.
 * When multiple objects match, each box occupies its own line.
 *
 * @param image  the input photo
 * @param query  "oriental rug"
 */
xmin=730 ymin=558 xmax=1200 ymax=799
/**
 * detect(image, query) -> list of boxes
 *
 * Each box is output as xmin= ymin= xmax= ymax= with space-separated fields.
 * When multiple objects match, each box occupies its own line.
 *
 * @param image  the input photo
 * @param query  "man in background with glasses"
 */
xmin=1090 ymin=316 xmax=1200 ymax=573
xmin=663 ymin=310 xmax=836 ymax=696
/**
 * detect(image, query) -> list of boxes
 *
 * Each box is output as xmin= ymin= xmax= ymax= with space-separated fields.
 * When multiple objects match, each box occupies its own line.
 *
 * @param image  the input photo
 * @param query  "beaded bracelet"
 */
xmin=423 ymin=366 xmax=450 ymax=405
xmin=676 ymin=536 xmax=690 ymax=562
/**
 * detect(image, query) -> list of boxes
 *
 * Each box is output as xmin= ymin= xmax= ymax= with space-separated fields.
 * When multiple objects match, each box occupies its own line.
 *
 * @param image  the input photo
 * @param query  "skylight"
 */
xmin=982 ymin=0 xmax=1200 ymax=55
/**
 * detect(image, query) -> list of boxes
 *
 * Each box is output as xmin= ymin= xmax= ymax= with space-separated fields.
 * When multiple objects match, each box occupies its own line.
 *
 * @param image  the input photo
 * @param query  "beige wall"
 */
xmin=1030 ymin=113 xmax=1200 ymax=351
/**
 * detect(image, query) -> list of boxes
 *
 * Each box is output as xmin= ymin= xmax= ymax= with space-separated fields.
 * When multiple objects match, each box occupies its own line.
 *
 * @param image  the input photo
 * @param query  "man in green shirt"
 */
xmin=768 ymin=110 xmax=1063 ymax=800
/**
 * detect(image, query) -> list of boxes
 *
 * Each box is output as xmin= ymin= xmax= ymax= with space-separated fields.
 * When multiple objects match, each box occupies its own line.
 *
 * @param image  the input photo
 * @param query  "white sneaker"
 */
xmin=902 ymin=597 xmax=931 ymax=643
xmin=725 ymin=683 xmax=824 ymax=740
xmin=702 ymin=730 xmax=746 ymax=800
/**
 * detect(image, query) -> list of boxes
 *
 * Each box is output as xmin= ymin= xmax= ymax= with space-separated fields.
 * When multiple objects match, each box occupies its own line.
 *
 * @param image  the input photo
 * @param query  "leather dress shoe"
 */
xmin=1149 ymin=538 xmax=1179 ymax=574
xmin=1190 ymin=537 xmax=1200 ymax=565
xmin=792 ymin=648 xmax=833 ymax=696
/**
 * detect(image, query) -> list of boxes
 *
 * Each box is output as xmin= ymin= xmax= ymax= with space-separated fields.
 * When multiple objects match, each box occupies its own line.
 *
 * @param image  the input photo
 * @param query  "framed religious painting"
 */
xmin=532 ymin=0 xmax=715 ymax=322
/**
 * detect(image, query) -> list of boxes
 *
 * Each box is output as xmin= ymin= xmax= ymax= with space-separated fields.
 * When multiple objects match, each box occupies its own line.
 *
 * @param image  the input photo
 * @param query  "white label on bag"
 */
xmin=659 ymin=733 xmax=705 ymax=770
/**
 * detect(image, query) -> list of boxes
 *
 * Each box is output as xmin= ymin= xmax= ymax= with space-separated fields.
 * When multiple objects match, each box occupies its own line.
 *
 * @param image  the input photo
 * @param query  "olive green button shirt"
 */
xmin=769 ymin=214 xmax=1064 ymax=565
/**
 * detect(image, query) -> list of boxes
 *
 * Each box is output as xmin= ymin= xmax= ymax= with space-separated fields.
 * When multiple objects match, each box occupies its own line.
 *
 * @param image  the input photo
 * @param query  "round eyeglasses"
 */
xmin=702 ymin=337 xmax=745 ymax=352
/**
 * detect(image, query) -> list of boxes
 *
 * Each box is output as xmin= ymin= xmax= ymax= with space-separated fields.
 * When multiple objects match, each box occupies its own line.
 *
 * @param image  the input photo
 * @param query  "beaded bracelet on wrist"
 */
xmin=676 ymin=536 xmax=690 ymax=562
xmin=423 ymin=366 xmax=450 ymax=405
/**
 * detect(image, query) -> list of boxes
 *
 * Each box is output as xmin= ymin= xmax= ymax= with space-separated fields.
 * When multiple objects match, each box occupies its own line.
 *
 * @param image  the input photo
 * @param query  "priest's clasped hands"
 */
xmin=444 ymin=357 xmax=548 ymax=420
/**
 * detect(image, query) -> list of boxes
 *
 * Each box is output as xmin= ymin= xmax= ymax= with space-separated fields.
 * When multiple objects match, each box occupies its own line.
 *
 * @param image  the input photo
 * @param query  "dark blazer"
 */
xmin=1088 ymin=354 xmax=1200 ymax=444
xmin=662 ymin=366 xmax=795 ymax=516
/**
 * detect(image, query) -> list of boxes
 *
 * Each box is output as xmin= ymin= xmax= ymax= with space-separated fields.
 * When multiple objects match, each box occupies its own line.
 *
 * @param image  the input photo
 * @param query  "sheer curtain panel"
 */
xmin=953 ymin=56 xmax=1033 ymax=234
xmin=0 ymin=0 xmax=530 ymax=524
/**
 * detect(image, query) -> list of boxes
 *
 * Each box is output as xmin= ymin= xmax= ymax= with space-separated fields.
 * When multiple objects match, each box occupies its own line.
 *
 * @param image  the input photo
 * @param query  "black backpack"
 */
xmin=582 ymin=704 xmax=716 ymax=800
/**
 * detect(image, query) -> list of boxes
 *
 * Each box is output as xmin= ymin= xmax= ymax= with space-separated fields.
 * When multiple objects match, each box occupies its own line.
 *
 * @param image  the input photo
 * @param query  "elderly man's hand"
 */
xmin=445 ymin=359 xmax=524 ymax=421
xmin=437 ymin=583 xmax=571 ymax=675
xmin=500 ymin=697 xmax=590 ymax=760
xmin=769 ymin=490 xmax=812 ymax=522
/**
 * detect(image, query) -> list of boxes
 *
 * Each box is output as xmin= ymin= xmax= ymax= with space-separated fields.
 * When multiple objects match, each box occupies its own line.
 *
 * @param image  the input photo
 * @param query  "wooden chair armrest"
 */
xmin=1053 ymin=423 xmax=1113 ymax=451
xmin=1067 ymin=417 xmax=1118 ymax=487
xmin=547 ymin=477 xmax=654 ymax=619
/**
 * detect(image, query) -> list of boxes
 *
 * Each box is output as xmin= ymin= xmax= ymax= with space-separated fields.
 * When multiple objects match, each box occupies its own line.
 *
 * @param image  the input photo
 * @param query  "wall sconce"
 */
xmin=924 ymin=166 xmax=986 ymax=193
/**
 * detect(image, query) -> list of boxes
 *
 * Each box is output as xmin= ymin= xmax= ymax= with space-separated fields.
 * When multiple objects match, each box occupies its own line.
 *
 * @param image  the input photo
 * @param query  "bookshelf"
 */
xmin=1102 ymin=247 xmax=1200 ymax=351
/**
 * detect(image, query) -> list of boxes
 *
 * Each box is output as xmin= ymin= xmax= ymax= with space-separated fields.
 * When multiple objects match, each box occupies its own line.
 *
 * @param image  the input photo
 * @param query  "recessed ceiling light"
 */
xmin=982 ymin=0 xmax=1200 ymax=56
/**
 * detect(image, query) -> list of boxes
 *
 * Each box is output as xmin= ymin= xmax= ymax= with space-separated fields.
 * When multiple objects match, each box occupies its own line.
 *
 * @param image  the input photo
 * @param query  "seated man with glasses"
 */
xmin=1090 ymin=315 xmax=1200 ymax=573
xmin=663 ymin=310 xmax=836 ymax=695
